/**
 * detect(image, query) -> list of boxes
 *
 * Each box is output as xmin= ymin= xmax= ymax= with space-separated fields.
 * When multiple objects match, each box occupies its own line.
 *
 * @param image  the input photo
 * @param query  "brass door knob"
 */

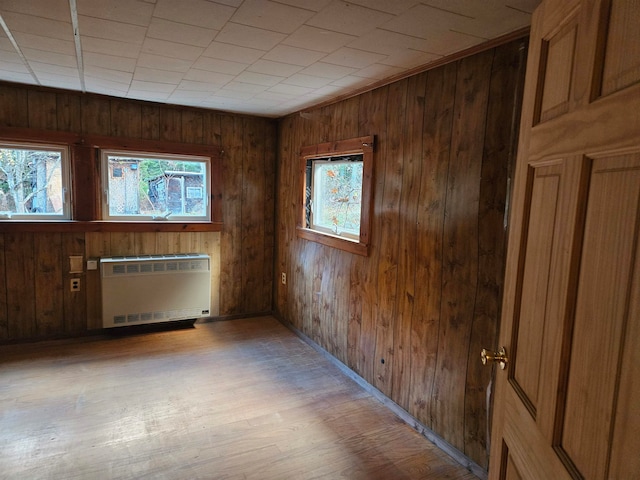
xmin=481 ymin=346 xmax=508 ymax=370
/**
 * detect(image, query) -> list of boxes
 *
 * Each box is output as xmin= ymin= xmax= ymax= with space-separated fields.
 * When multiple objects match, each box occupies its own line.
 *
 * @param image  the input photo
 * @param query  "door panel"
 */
xmin=538 ymin=21 xmax=578 ymax=123
xmin=561 ymin=153 xmax=640 ymax=479
xmin=600 ymin=0 xmax=640 ymax=96
xmin=488 ymin=1 xmax=640 ymax=479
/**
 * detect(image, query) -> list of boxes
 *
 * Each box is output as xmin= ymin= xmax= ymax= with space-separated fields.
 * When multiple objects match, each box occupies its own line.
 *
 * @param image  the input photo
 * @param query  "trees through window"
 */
xmin=0 ymin=142 xmax=70 ymax=219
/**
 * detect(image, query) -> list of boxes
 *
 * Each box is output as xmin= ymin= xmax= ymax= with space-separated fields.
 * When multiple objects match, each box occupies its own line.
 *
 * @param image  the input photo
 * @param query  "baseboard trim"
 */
xmin=274 ymin=313 xmax=487 ymax=480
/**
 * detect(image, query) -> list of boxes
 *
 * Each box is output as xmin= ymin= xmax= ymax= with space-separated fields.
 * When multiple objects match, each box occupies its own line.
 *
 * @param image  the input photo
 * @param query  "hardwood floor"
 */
xmin=0 ymin=316 xmax=478 ymax=479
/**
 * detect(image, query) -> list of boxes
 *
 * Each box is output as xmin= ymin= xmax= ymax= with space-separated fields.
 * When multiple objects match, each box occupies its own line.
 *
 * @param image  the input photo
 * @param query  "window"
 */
xmin=298 ymin=135 xmax=374 ymax=256
xmin=0 ymin=142 xmax=70 ymax=220
xmin=102 ymin=150 xmax=210 ymax=222
xmin=305 ymin=155 xmax=363 ymax=240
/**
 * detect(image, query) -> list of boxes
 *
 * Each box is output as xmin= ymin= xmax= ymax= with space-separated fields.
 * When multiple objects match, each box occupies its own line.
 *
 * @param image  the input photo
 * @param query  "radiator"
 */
xmin=100 ymin=254 xmax=211 ymax=328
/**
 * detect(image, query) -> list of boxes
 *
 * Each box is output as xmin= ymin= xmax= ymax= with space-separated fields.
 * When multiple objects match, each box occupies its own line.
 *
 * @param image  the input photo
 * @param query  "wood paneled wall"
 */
xmin=275 ymin=38 xmax=527 ymax=469
xmin=0 ymin=85 xmax=276 ymax=341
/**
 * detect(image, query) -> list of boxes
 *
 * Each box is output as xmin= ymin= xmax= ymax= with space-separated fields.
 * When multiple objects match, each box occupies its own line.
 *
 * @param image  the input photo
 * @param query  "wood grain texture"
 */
xmin=392 ymin=72 xmax=426 ymax=411
xmin=0 ymin=83 xmax=275 ymax=341
xmin=464 ymin=39 xmax=526 ymax=467
xmin=219 ymin=115 xmax=244 ymax=315
xmin=34 ymin=233 xmax=63 ymax=336
xmin=0 ymin=316 xmax=477 ymax=480
xmin=0 ymin=235 xmax=6 ymax=340
xmin=5 ymin=233 xmax=36 ymax=338
xmin=431 ymin=50 xmax=492 ymax=451
xmin=408 ymin=63 xmax=456 ymax=431
xmin=275 ymin=39 xmax=525 ymax=469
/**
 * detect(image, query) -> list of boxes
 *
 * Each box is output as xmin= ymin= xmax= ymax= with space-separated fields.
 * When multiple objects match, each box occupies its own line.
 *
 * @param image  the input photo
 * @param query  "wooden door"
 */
xmin=488 ymin=0 xmax=640 ymax=479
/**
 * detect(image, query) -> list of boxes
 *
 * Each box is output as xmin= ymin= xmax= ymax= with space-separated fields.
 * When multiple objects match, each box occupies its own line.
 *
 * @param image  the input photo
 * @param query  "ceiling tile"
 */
xmin=81 ymin=36 xmax=141 ymax=58
xmin=176 ymin=80 xmax=220 ymax=92
xmin=137 ymin=53 xmax=193 ymax=73
xmin=222 ymin=81 xmax=269 ymax=94
xmin=192 ymin=57 xmax=248 ymax=75
xmin=211 ymin=0 xmax=244 ymax=7
xmin=78 ymin=16 xmax=147 ymax=44
xmin=84 ymin=52 xmax=136 ymax=72
xmin=30 ymin=61 xmax=78 ymax=77
xmin=1 ymin=12 xmax=71 ymax=40
xmin=247 ymin=59 xmax=302 ymax=77
xmin=153 ymin=0 xmax=235 ymax=30
xmin=169 ymin=91 xmax=209 ymax=103
xmin=183 ymin=69 xmax=235 ymax=86
xmin=354 ymin=63 xmax=405 ymax=80
xmin=420 ymin=30 xmax=481 ymax=56
xmin=35 ymin=73 xmax=81 ymax=90
xmin=321 ymin=48 xmax=386 ymax=69
xmin=507 ymin=0 xmax=541 ymax=13
xmin=282 ymin=74 xmax=333 ymax=89
xmin=85 ymin=66 xmax=133 ymax=84
xmin=84 ymin=77 xmax=130 ymax=94
xmin=0 ymin=0 xmax=535 ymax=117
xmin=348 ymin=29 xmax=438 ymax=55
xmin=215 ymin=23 xmax=287 ymax=51
xmin=330 ymin=75 xmax=374 ymax=88
xmin=129 ymin=79 xmax=176 ymax=93
xmin=0 ymin=50 xmax=27 ymax=69
xmin=345 ymin=0 xmax=422 ymax=15
xmin=77 ymin=0 xmax=154 ymax=27
xmin=454 ymin=7 xmax=532 ymax=39
xmin=274 ymin=0 xmax=331 ymax=12
xmin=0 ymin=70 xmax=35 ymax=83
xmin=235 ymin=71 xmax=283 ymax=87
xmin=231 ymin=0 xmax=314 ymax=34
xmin=22 ymin=49 xmax=77 ymax=68
xmin=133 ymin=67 xmax=184 ymax=84
xmin=268 ymin=83 xmax=314 ymax=96
xmin=147 ymin=18 xmax=218 ymax=47
xmin=381 ymin=50 xmax=441 ymax=68
xmin=263 ymin=45 xmax=326 ymax=67
xmin=141 ymin=38 xmax=203 ymax=61
xmin=306 ymin=2 xmax=393 ymax=36
xmin=126 ymin=90 xmax=171 ymax=102
xmin=282 ymin=25 xmax=356 ymax=54
xmin=0 ymin=0 xmax=70 ymax=22
xmin=202 ymin=42 xmax=264 ymax=63
xmin=299 ymin=62 xmax=358 ymax=80
xmin=382 ymin=4 xmax=469 ymax=39
xmin=12 ymin=32 xmax=75 ymax=56
xmin=214 ymin=89 xmax=255 ymax=100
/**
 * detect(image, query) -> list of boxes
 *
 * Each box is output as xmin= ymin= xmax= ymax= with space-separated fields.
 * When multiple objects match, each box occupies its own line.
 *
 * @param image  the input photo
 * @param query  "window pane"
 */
xmin=105 ymin=153 xmax=209 ymax=220
xmin=0 ymin=145 xmax=66 ymax=218
xmin=311 ymin=158 xmax=363 ymax=239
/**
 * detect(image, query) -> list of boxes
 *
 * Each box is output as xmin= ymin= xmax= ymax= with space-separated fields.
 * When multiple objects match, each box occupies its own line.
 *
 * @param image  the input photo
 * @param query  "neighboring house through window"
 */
xmin=102 ymin=150 xmax=210 ymax=222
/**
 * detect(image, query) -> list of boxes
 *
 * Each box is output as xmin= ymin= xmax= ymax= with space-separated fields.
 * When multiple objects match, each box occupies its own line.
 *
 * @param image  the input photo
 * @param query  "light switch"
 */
xmin=69 ymin=255 xmax=83 ymax=273
xmin=87 ymin=259 xmax=98 ymax=271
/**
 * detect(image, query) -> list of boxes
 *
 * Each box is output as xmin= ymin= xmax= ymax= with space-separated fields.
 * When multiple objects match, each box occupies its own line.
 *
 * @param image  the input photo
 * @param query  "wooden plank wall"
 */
xmin=275 ymin=38 xmax=527 ymax=469
xmin=0 ymin=85 xmax=276 ymax=341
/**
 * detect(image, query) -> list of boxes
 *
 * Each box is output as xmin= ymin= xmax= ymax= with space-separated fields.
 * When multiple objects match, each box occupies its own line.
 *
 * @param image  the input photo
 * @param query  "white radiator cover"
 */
xmin=101 ymin=254 xmax=211 ymax=328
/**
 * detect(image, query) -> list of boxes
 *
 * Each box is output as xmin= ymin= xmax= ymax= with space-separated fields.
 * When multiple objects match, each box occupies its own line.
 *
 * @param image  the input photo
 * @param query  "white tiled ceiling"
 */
xmin=0 ymin=0 xmax=539 ymax=118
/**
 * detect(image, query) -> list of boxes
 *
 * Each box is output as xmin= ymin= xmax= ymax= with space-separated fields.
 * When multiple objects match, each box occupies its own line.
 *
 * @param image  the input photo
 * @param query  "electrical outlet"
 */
xmin=281 ymin=272 xmax=286 ymax=285
xmin=70 ymin=278 xmax=81 ymax=292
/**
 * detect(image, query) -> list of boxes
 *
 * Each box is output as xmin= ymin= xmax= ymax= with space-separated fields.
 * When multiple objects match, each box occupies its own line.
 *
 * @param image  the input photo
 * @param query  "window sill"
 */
xmin=296 ymin=226 xmax=368 ymax=256
xmin=0 ymin=221 xmax=223 ymax=233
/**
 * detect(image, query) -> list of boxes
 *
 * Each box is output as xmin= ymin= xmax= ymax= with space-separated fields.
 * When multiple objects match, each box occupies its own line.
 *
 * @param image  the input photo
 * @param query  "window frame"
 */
xmin=0 ymin=127 xmax=223 ymax=233
xmin=0 ymin=140 xmax=72 ymax=220
xmin=297 ymin=135 xmax=374 ymax=256
xmin=100 ymin=149 xmax=211 ymax=223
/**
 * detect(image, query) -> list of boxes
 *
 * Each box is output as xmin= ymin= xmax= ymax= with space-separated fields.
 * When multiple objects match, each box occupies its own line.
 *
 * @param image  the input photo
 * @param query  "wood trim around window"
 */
xmin=0 ymin=126 xmax=223 ymax=232
xmin=296 ymin=135 xmax=374 ymax=256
